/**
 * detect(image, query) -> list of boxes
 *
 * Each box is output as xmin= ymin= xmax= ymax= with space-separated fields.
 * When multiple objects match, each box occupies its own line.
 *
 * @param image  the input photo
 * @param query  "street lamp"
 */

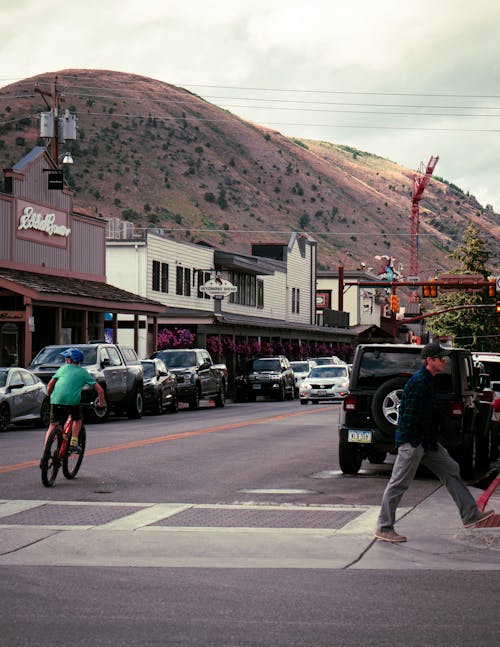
xmin=60 ymin=152 xmax=73 ymax=165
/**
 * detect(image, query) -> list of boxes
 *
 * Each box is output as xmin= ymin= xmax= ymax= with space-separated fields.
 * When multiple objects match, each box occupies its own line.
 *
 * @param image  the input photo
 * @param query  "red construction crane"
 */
xmin=410 ymin=154 xmax=439 ymax=278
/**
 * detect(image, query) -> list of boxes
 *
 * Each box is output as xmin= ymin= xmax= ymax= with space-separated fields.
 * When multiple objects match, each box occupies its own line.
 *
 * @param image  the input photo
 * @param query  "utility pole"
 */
xmin=35 ymin=76 xmax=65 ymax=162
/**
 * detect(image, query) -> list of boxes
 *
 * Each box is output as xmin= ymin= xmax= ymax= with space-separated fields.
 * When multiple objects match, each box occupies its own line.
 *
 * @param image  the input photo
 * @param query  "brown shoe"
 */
xmin=463 ymin=510 xmax=494 ymax=528
xmin=374 ymin=529 xmax=407 ymax=543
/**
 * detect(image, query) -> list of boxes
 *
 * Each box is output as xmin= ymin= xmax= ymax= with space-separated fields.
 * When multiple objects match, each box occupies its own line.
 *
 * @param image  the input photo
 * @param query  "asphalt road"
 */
xmin=1 ymin=399 xmax=499 ymax=646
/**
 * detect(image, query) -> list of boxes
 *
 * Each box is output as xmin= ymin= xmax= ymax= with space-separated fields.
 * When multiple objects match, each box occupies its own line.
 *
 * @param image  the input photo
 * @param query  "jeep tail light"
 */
xmin=344 ymin=395 xmax=357 ymax=411
xmin=450 ymin=402 xmax=463 ymax=417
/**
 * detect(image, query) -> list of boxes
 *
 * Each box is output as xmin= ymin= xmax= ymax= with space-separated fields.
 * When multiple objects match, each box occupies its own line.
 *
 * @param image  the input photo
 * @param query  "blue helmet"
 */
xmin=60 ymin=348 xmax=84 ymax=364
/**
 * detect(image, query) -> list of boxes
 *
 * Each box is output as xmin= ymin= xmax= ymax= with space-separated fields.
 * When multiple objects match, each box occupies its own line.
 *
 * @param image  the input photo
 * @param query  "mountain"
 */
xmin=1 ymin=69 xmax=498 ymax=276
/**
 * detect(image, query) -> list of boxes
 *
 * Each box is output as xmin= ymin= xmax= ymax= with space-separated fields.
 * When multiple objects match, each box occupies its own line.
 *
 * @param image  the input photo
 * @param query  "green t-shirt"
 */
xmin=51 ymin=363 xmax=96 ymax=406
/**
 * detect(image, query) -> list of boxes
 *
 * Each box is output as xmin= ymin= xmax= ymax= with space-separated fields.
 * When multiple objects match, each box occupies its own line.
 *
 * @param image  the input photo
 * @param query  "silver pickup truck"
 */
xmin=29 ymin=343 xmax=144 ymax=422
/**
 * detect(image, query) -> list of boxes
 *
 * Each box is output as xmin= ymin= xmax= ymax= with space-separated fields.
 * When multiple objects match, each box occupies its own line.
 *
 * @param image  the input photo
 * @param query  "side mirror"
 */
xmin=101 ymin=358 xmax=111 ymax=368
xmin=478 ymin=373 xmax=490 ymax=390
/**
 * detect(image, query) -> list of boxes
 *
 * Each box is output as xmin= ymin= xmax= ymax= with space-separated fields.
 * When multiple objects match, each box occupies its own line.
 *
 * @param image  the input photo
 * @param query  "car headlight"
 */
xmin=300 ymin=382 xmax=312 ymax=392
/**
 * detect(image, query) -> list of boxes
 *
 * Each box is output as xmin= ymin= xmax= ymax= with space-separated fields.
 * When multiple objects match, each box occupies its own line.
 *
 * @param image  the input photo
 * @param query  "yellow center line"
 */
xmin=0 ymin=406 xmax=334 ymax=474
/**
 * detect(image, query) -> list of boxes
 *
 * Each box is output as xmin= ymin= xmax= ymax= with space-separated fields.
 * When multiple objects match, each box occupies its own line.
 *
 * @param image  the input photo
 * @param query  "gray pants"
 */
xmin=377 ymin=442 xmax=480 ymax=531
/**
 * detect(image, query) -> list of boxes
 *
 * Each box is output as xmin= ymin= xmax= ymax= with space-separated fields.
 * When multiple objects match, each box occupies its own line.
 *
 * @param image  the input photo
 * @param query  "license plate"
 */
xmin=348 ymin=430 xmax=372 ymax=443
xmin=252 ymin=384 xmax=261 ymax=390
xmin=316 ymin=390 xmax=327 ymax=395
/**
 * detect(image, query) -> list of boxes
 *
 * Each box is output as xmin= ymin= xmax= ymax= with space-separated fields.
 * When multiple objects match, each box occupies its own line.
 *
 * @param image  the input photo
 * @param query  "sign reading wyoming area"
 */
xmin=200 ymin=276 xmax=237 ymax=299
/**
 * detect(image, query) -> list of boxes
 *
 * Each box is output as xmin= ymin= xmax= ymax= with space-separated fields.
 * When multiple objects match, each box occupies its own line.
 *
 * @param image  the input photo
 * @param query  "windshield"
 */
xmin=309 ymin=366 xmax=348 ymax=378
xmin=313 ymin=358 xmax=334 ymax=365
xmin=248 ymin=359 xmax=281 ymax=372
xmin=157 ymin=351 xmax=196 ymax=368
xmin=31 ymin=346 xmax=97 ymax=367
xmin=290 ymin=362 xmax=309 ymax=372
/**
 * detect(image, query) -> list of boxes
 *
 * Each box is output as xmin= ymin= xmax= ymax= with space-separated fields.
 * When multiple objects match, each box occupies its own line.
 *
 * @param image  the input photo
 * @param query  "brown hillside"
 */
xmin=0 ymin=69 xmax=498 ymax=276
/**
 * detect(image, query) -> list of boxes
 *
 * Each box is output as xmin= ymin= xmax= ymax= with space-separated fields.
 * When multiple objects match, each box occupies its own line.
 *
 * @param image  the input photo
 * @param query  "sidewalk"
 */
xmin=0 ymin=480 xmax=499 ymax=571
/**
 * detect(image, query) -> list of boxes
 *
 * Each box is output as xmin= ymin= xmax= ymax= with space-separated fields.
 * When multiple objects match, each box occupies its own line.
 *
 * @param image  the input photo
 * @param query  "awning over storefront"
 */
xmin=0 ymin=267 xmax=164 ymax=314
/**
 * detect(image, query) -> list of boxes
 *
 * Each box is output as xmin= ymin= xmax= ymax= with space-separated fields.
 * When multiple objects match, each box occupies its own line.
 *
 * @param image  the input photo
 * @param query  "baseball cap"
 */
xmin=421 ymin=341 xmax=452 ymax=359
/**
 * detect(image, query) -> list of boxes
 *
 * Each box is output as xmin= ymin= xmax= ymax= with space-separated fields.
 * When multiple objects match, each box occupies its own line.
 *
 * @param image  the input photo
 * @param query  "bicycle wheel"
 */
xmin=62 ymin=426 xmax=86 ymax=479
xmin=41 ymin=428 xmax=62 ymax=487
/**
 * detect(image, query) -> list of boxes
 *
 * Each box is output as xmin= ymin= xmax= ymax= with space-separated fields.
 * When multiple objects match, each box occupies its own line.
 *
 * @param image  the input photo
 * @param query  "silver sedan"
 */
xmin=299 ymin=365 xmax=350 ymax=405
xmin=0 ymin=367 xmax=50 ymax=432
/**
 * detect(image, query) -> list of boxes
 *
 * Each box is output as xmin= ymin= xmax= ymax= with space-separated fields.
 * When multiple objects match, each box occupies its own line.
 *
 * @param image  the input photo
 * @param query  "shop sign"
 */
xmin=16 ymin=199 xmax=70 ymax=248
xmin=0 ymin=311 xmax=25 ymax=321
xmin=316 ymin=291 xmax=331 ymax=309
xmin=200 ymin=277 xmax=237 ymax=299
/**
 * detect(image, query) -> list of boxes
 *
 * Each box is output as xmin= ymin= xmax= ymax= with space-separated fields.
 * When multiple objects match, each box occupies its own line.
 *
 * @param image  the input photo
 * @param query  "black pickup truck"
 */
xmin=29 ymin=343 xmax=144 ymax=422
xmin=151 ymin=348 xmax=226 ymax=410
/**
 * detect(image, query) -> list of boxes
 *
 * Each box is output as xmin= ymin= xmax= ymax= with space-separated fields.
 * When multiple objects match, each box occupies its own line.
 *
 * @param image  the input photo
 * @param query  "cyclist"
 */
xmin=44 ymin=348 xmax=105 ymax=454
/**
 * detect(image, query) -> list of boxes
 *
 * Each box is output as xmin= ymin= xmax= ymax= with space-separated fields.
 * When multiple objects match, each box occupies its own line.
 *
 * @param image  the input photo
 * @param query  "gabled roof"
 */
xmin=11 ymin=146 xmax=48 ymax=172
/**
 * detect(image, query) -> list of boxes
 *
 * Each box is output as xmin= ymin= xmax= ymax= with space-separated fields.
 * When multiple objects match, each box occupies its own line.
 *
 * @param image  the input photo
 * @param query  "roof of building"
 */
xmin=0 ymin=267 xmax=164 ymax=315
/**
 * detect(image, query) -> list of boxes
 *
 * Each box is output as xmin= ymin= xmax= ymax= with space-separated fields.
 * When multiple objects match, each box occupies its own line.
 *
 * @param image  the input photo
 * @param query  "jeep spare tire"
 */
xmin=371 ymin=377 xmax=408 ymax=435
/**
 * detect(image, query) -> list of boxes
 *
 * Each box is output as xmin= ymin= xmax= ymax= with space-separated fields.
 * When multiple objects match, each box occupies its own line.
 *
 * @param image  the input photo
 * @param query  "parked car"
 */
xmin=289 ymin=359 xmax=317 ymax=397
xmin=235 ymin=356 xmax=295 ymax=401
xmin=141 ymin=359 xmax=178 ymax=414
xmin=299 ymin=364 xmax=350 ymax=405
xmin=151 ymin=348 xmax=226 ymax=410
xmin=29 ymin=343 xmax=144 ymax=422
xmin=0 ymin=367 xmax=50 ymax=432
xmin=338 ymin=343 xmax=494 ymax=479
xmin=310 ymin=356 xmax=344 ymax=366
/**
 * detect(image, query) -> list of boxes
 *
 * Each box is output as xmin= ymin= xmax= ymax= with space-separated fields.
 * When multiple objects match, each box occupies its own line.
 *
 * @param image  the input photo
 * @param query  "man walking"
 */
xmin=375 ymin=341 xmax=494 ymax=543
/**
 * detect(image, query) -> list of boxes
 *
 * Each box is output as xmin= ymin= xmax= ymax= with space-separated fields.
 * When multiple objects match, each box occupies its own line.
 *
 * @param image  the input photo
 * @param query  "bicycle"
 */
xmin=40 ymin=414 xmax=86 ymax=487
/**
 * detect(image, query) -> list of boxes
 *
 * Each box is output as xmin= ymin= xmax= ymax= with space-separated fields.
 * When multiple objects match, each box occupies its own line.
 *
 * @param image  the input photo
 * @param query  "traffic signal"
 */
xmin=390 ymin=294 xmax=400 ymax=312
xmin=488 ymin=278 xmax=496 ymax=298
xmin=422 ymin=278 xmax=438 ymax=298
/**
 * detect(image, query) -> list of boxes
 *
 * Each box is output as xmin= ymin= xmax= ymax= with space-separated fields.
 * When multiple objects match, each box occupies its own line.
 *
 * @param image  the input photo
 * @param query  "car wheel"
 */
xmin=87 ymin=394 xmax=109 ymax=423
xmin=127 ymin=388 xmax=143 ymax=419
xmin=300 ymin=399 xmax=308 ymax=406
xmin=371 ymin=377 xmax=408 ymax=435
xmin=169 ymin=394 xmax=178 ymax=413
xmin=277 ymin=383 xmax=285 ymax=401
xmin=0 ymin=403 xmax=10 ymax=433
xmin=189 ymin=388 xmax=200 ymax=410
xmin=152 ymin=393 xmax=163 ymax=415
xmin=38 ymin=398 xmax=51 ymax=428
xmin=459 ymin=434 xmax=479 ymax=480
xmin=339 ymin=439 xmax=362 ymax=475
xmin=214 ymin=386 xmax=225 ymax=408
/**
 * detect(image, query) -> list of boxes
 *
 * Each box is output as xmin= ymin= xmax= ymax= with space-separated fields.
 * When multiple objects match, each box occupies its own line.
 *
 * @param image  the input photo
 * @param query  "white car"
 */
xmin=289 ymin=360 xmax=317 ymax=397
xmin=299 ymin=364 xmax=350 ymax=405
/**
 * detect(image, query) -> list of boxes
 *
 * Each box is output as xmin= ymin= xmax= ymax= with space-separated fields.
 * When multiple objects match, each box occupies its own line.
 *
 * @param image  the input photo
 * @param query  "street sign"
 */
xmin=199 ymin=277 xmax=237 ymax=299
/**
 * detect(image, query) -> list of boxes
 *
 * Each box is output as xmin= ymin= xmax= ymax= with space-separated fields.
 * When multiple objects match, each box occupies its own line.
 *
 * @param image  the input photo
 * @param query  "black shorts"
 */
xmin=50 ymin=404 xmax=82 ymax=426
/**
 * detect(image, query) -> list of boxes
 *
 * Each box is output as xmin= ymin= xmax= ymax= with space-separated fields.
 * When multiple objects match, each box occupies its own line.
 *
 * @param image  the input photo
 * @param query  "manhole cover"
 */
xmin=0 ymin=504 xmax=140 ymax=526
xmin=151 ymin=507 xmax=362 ymax=529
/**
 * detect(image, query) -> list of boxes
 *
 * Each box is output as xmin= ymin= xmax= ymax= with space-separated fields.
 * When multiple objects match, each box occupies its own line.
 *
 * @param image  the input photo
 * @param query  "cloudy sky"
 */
xmin=2 ymin=0 xmax=500 ymax=212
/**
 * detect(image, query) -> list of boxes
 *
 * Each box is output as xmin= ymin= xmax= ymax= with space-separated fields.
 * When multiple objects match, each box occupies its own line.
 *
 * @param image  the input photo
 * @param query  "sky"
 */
xmin=2 ymin=0 xmax=500 ymax=213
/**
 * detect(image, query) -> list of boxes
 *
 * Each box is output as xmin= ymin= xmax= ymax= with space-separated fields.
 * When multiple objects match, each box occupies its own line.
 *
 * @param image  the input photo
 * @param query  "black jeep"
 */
xmin=338 ymin=344 xmax=494 ymax=479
